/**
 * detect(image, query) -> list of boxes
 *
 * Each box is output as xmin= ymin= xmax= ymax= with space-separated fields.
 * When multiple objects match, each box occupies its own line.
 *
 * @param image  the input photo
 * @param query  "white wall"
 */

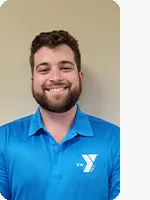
xmin=0 ymin=0 xmax=120 ymax=126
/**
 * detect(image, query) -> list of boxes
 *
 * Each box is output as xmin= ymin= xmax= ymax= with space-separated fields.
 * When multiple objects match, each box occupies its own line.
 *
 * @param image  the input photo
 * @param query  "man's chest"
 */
xmin=6 ymin=135 xmax=112 ymax=199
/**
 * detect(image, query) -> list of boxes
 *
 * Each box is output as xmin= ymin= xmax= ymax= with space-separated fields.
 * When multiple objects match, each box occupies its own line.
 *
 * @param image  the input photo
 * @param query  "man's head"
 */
xmin=29 ymin=30 xmax=83 ymax=113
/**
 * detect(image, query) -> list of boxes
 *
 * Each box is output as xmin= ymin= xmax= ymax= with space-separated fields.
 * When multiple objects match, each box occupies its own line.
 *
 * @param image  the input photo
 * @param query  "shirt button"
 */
xmin=52 ymin=141 xmax=56 ymax=146
xmin=54 ymin=158 xmax=58 ymax=163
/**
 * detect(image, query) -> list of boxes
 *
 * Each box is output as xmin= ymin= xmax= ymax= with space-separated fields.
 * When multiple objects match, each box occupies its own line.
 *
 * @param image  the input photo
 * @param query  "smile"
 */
xmin=45 ymin=86 xmax=69 ymax=94
xmin=50 ymin=87 xmax=66 ymax=92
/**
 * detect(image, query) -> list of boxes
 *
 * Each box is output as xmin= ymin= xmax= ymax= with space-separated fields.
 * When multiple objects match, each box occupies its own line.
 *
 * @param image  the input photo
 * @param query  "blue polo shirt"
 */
xmin=0 ymin=105 xmax=120 ymax=200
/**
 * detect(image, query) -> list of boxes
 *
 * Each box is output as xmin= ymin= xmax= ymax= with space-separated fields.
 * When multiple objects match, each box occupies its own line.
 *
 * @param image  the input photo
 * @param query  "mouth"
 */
xmin=45 ymin=86 xmax=68 ymax=93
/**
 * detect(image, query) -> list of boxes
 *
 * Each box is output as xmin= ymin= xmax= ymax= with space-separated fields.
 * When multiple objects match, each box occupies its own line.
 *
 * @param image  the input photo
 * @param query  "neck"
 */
xmin=40 ymin=105 xmax=77 ymax=136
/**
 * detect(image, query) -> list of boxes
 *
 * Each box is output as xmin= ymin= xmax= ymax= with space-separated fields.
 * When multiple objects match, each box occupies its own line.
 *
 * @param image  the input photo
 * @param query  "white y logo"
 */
xmin=0 ymin=193 xmax=6 ymax=200
xmin=82 ymin=154 xmax=98 ymax=172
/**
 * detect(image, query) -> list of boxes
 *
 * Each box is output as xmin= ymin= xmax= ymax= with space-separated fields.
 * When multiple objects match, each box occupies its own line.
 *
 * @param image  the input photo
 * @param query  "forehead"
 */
xmin=34 ymin=45 xmax=75 ymax=65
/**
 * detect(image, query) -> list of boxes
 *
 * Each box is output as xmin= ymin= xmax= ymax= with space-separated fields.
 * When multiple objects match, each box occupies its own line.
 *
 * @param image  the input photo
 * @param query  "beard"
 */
xmin=32 ymin=76 xmax=82 ymax=113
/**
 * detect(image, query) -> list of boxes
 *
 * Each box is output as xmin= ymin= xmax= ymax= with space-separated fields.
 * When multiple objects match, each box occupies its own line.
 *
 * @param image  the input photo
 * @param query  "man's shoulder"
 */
xmin=0 ymin=114 xmax=34 ymax=149
xmin=0 ymin=114 xmax=33 ymax=132
xmin=87 ymin=114 xmax=119 ymax=129
xmin=85 ymin=113 xmax=120 ymax=139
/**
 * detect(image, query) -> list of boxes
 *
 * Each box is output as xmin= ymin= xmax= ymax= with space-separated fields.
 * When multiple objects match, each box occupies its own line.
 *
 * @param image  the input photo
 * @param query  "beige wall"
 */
xmin=0 ymin=0 xmax=120 ymax=126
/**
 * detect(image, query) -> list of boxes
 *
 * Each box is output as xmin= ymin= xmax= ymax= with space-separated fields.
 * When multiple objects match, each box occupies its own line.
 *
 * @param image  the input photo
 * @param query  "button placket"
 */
xmin=53 ymin=144 xmax=60 ymax=163
xmin=51 ymin=143 xmax=62 ymax=177
xmin=52 ymin=141 xmax=56 ymax=146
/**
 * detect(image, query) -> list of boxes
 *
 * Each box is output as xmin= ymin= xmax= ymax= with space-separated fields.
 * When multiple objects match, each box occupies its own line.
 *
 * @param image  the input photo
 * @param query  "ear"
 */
xmin=79 ymin=71 xmax=84 ymax=81
xmin=31 ymin=77 xmax=33 ymax=81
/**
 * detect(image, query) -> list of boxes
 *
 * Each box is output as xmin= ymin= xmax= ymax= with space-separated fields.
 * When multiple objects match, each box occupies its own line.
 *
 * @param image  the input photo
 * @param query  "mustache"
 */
xmin=42 ymin=81 xmax=71 ymax=90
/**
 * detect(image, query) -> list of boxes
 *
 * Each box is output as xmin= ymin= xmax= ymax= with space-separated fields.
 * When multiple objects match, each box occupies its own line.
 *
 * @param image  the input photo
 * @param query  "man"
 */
xmin=0 ymin=30 xmax=120 ymax=200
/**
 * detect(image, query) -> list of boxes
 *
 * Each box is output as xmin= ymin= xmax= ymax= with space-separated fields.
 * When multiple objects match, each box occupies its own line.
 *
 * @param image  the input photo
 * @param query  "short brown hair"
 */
xmin=29 ymin=30 xmax=81 ymax=74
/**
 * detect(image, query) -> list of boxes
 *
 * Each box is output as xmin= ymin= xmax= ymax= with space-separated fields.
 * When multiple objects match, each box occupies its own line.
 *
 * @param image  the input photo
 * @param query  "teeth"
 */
xmin=50 ymin=88 xmax=65 ymax=92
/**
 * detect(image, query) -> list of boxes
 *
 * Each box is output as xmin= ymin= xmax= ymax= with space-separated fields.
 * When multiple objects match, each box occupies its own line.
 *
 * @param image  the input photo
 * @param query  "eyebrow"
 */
xmin=36 ymin=60 xmax=75 ymax=70
xmin=58 ymin=60 xmax=75 ymax=67
xmin=36 ymin=62 xmax=50 ymax=70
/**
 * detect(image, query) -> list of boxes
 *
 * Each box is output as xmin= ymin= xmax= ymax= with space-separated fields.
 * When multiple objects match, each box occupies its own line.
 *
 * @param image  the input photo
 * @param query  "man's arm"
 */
xmin=0 ymin=127 xmax=11 ymax=200
xmin=108 ymin=128 xmax=120 ymax=200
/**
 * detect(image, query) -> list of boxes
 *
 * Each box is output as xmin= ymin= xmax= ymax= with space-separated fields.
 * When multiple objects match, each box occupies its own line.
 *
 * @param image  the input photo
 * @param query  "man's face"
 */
xmin=32 ymin=45 xmax=83 ymax=113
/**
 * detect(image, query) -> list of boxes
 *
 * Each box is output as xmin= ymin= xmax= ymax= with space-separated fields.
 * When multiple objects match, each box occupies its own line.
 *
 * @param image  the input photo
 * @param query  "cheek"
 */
xmin=33 ymin=75 xmax=46 ymax=87
xmin=70 ymin=77 xmax=81 ymax=89
xmin=32 ymin=80 xmax=43 ymax=91
xmin=66 ymin=72 xmax=81 ymax=84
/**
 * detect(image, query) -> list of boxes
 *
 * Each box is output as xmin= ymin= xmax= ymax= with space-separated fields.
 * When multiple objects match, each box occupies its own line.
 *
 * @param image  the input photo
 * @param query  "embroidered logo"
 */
xmin=76 ymin=154 xmax=98 ymax=172
xmin=0 ymin=193 xmax=6 ymax=200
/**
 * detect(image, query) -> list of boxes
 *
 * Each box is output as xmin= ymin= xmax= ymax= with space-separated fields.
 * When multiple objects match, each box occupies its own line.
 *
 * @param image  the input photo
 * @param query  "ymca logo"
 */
xmin=0 ymin=193 xmax=6 ymax=200
xmin=76 ymin=154 xmax=98 ymax=173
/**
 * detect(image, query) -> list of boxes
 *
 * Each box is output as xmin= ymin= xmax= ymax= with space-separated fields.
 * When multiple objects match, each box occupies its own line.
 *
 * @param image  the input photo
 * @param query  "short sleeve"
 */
xmin=0 ymin=126 xmax=11 ymax=200
xmin=108 ymin=127 xmax=120 ymax=200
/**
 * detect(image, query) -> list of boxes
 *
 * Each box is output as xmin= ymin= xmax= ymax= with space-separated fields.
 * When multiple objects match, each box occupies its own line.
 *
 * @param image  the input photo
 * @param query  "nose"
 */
xmin=48 ymin=67 xmax=63 ymax=82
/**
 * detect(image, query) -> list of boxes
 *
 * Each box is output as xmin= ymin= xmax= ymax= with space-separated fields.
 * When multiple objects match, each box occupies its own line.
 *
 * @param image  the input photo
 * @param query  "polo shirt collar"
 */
xmin=28 ymin=105 xmax=94 ymax=137
xmin=28 ymin=107 xmax=45 ymax=136
xmin=71 ymin=105 xmax=94 ymax=137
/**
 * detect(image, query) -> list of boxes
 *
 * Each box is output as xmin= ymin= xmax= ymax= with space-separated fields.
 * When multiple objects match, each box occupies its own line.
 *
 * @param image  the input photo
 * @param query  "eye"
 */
xmin=61 ymin=66 xmax=72 ymax=72
xmin=39 ymin=68 xmax=50 ymax=73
